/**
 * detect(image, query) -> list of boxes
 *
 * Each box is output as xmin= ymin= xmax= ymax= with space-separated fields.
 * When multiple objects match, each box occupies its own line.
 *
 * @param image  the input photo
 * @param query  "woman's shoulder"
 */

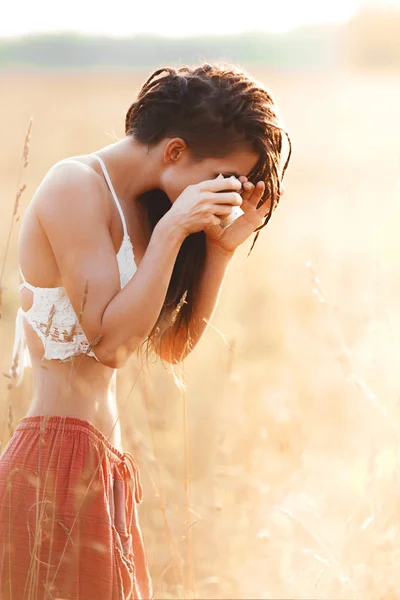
xmin=43 ymin=154 xmax=101 ymax=191
xmin=30 ymin=154 xmax=112 ymax=228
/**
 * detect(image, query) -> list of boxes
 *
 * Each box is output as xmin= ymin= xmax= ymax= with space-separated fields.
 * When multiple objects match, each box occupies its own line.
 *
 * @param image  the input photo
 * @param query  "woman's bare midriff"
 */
xmin=25 ymin=345 xmax=124 ymax=452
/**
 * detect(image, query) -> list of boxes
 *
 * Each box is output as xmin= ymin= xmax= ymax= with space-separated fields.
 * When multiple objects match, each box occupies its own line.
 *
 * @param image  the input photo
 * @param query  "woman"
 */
xmin=0 ymin=63 xmax=290 ymax=599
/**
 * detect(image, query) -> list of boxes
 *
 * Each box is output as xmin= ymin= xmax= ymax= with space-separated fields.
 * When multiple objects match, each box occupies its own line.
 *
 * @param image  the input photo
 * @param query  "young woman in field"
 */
xmin=0 ymin=63 xmax=290 ymax=599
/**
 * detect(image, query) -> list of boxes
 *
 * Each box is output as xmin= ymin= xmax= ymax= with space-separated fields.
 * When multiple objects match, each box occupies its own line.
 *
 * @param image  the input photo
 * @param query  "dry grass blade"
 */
xmin=271 ymin=504 xmax=355 ymax=595
xmin=169 ymin=291 xmax=188 ymax=328
xmin=0 ymin=117 xmax=32 ymax=321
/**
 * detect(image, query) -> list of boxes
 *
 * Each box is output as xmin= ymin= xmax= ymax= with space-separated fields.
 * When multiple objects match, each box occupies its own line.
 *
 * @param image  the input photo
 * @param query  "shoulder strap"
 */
xmin=19 ymin=267 xmax=36 ymax=292
xmin=92 ymin=153 xmax=129 ymax=239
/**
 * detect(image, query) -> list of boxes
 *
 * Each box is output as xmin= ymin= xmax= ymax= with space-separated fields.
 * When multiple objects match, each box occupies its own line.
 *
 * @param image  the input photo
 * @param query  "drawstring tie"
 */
xmin=121 ymin=451 xmax=143 ymax=504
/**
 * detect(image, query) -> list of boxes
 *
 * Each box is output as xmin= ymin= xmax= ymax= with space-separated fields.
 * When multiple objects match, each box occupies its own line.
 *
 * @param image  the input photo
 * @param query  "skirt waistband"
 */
xmin=15 ymin=415 xmax=143 ymax=502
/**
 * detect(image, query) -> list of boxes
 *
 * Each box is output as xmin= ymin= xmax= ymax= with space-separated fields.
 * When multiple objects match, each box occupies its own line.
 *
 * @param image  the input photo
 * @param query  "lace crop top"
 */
xmin=9 ymin=153 xmax=137 ymax=386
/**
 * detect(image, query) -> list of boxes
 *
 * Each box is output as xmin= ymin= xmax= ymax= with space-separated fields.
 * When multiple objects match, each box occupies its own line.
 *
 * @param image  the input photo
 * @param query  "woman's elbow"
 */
xmin=94 ymin=344 xmax=132 ymax=369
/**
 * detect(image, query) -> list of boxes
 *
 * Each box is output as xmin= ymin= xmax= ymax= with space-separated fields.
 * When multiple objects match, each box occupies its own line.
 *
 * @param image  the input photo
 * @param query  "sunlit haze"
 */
xmin=1 ymin=0 xmax=359 ymax=38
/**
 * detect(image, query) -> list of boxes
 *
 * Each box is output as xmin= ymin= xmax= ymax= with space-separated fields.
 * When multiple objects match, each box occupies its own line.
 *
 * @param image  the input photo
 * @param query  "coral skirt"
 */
xmin=0 ymin=415 xmax=153 ymax=600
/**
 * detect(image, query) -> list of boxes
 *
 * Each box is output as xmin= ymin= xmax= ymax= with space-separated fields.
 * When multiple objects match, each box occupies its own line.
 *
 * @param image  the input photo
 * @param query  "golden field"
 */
xmin=1 ymin=67 xmax=400 ymax=599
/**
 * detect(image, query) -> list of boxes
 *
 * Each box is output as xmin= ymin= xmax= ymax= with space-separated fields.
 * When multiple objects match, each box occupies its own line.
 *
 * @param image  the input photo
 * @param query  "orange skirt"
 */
xmin=0 ymin=415 xmax=153 ymax=600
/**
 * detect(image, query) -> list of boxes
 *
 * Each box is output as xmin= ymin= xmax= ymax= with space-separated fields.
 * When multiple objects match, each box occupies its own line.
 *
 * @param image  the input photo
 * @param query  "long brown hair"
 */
xmin=125 ymin=63 xmax=292 ymax=364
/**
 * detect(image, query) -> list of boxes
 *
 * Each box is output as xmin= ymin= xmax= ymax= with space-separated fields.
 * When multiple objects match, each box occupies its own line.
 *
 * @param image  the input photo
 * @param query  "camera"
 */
xmin=217 ymin=175 xmax=245 ymax=229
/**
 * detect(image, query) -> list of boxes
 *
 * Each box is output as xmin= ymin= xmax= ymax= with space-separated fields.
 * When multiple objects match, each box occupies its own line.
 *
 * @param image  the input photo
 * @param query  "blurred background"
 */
xmin=1 ymin=1 xmax=400 ymax=598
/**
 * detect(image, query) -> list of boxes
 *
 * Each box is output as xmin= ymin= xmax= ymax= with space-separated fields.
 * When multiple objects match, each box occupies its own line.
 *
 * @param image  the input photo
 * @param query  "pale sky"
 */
xmin=1 ymin=0 xmax=362 ymax=38
xmin=2 ymin=0 xmax=399 ymax=38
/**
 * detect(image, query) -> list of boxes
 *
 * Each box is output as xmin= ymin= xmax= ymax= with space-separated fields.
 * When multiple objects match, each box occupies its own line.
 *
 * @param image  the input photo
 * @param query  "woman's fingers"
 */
xmin=208 ymin=176 xmax=284 ymax=219
xmin=203 ymin=175 xmax=242 ymax=194
xmin=210 ymin=191 xmax=243 ymax=205
xmin=243 ymin=181 xmax=265 ymax=207
xmin=240 ymin=181 xmax=255 ymax=203
xmin=241 ymin=180 xmax=253 ymax=193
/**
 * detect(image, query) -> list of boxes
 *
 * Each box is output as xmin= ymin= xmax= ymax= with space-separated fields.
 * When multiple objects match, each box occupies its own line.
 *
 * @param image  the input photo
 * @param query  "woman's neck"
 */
xmin=96 ymin=136 xmax=162 ymax=203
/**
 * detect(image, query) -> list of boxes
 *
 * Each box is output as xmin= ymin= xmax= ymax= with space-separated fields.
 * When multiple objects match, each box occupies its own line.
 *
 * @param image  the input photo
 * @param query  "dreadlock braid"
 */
xmin=124 ymin=62 xmax=292 ymax=363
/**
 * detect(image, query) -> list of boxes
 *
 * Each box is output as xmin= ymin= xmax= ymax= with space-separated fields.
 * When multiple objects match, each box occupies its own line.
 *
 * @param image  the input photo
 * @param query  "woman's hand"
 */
xmin=204 ymin=176 xmax=284 ymax=254
xmin=164 ymin=176 xmax=243 ymax=237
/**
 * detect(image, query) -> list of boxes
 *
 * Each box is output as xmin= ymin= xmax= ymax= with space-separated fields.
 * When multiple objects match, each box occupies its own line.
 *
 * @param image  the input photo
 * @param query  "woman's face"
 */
xmin=159 ymin=138 xmax=260 ymax=203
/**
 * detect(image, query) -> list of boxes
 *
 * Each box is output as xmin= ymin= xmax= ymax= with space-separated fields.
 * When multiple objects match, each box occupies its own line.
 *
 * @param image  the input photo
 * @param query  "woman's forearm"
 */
xmin=94 ymin=214 xmax=187 ymax=367
xmin=160 ymin=239 xmax=235 ymax=363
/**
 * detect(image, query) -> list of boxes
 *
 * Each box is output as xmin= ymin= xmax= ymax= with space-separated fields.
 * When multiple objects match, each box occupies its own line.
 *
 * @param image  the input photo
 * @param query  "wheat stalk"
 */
xmin=0 ymin=118 xmax=32 ymax=322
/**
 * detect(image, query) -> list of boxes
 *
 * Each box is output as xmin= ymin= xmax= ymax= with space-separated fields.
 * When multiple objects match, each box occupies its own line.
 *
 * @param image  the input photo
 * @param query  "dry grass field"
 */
xmin=1 ymin=66 xmax=400 ymax=599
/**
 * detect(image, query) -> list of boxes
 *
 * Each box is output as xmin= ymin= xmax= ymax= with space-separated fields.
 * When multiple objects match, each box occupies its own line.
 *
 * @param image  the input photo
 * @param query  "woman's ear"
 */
xmin=163 ymin=138 xmax=188 ymax=165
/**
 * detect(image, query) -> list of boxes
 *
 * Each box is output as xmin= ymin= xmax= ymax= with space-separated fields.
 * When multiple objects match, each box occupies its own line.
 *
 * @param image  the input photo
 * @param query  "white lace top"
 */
xmin=9 ymin=153 xmax=137 ymax=386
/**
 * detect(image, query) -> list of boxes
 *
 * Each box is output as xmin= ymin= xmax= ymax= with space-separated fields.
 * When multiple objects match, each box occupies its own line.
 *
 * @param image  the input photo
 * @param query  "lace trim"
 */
xmin=9 ymin=238 xmax=137 ymax=386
